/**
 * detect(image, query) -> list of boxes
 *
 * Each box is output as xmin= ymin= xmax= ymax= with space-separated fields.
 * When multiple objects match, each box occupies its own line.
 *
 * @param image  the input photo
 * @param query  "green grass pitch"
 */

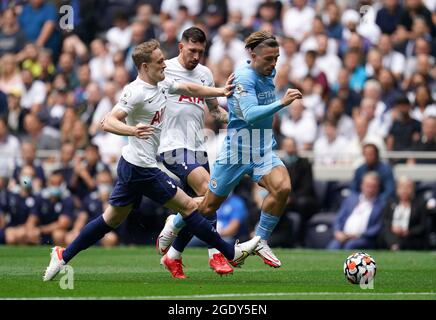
xmin=0 ymin=246 xmax=435 ymax=300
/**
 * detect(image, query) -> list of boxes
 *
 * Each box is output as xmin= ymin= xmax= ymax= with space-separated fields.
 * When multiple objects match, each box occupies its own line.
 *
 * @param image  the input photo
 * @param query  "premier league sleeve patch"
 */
xmin=235 ymin=83 xmax=247 ymax=96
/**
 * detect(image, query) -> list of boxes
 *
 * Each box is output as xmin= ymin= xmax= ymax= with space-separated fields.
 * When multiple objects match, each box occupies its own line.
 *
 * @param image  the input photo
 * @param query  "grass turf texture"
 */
xmin=0 ymin=246 xmax=435 ymax=300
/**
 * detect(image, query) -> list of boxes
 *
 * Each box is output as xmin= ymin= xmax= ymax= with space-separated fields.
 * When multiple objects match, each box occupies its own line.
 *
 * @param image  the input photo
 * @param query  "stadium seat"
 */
xmin=304 ymin=212 xmax=336 ymax=249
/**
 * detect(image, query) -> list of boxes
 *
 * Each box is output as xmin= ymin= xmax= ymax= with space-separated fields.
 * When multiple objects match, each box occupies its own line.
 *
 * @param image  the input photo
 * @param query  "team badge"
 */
xmin=210 ymin=178 xmax=218 ymax=189
xmin=120 ymin=89 xmax=132 ymax=105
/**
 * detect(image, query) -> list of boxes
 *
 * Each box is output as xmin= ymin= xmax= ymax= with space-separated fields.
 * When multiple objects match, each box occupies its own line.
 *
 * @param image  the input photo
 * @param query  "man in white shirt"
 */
xmin=158 ymin=27 xmax=232 ymax=277
xmin=328 ymin=171 xmax=385 ymax=249
xmin=43 ymin=39 xmax=260 ymax=282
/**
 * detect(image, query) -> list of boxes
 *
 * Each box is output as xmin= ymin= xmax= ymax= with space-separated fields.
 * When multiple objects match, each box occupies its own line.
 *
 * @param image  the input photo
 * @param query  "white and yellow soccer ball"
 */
xmin=343 ymin=252 xmax=377 ymax=285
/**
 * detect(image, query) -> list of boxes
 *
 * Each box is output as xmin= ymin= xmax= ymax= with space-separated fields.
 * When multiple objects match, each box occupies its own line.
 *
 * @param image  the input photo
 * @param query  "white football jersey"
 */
xmin=116 ymin=77 xmax=170 ymax=168
xmin=159 ymin=57 xmax=215 ymax=153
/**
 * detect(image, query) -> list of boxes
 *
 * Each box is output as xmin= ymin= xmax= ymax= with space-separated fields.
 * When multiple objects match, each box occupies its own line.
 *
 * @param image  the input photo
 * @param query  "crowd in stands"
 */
xmin=0 ymin=0 xmax=435 ymax=250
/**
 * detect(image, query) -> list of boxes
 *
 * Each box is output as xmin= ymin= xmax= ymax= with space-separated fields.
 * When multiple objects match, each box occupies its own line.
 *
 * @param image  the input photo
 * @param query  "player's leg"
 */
xmin=252 ymin=158 xmax=291 ymax=268
xmin=158 ymin=159 xmax=241 ymax=255
xmin=43 ymin=156 xmax=138 ymax=281
xmin=163 ymin=187 xmax=259 ymax=266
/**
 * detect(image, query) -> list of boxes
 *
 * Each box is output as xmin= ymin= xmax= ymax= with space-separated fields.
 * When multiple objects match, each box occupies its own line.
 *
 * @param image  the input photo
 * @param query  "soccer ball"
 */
xmin=343 ymin=252 xmax=376 ymax=285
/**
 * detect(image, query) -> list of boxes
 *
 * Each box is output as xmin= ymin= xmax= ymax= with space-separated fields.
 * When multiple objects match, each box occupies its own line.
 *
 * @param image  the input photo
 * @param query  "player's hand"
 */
xmin=281 ymin=89 xmax=302 ymax=106
xmin=222 ymin=73 xmax=235 ymax=97
xmin=133 ymin=123 xmax=154 ymax=139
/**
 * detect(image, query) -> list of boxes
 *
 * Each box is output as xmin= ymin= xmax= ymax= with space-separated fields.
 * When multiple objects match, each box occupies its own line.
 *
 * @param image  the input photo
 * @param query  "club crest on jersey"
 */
xmin=210 ymin=178 xmax=218 ymax=189
xmin=120 ymin=89 xmax=132 ymax=105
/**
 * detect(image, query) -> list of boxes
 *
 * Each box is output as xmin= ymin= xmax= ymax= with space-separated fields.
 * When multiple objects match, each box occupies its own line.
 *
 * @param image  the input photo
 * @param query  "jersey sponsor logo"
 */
xmin=210 ymin=178 xmax=217 ymax=189
xmin=150 ymin=107 xmax=166 ymax=126
xmin=178 ymin=95 xmax=204 ymax=105
xmin=257 ymin=90 xmax=275 ymax=100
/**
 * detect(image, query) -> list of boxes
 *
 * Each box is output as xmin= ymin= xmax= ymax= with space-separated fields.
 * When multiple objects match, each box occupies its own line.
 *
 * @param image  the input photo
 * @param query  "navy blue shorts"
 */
xmin=160 ymin=149 xmax=209 ymax=196
xmin=109 ymin=157 xmax=178 ymax=208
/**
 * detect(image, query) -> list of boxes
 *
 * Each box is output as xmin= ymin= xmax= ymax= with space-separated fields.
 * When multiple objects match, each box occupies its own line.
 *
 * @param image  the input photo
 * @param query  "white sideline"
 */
xmin=2 ymin=292 xmax=436 ymax=300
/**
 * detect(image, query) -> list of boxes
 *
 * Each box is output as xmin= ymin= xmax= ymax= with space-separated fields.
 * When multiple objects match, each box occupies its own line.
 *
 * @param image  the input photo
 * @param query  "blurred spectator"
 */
xmin=343 ymin=48 xmax=367 ymax=92
xmin=323 ymin=96 xmax=355 ymax=140
xmin=315 ymin=34 xmax=342 ymax=87
xmin=159 ymin=20 xmax=180 ymax=59
xmin=279 ymin=99 xmax=317 ymax=151
xmin=355 ymin=97 xmax=391 ymax=140
xmin=74 ymin=64 xmax=91 ymax=106
xmin=69 ymin=143 xmax=109 ymax=201
xmin=36 ymin=49 xmax=56 ymax=83
xmin=313 ymin=119 xmax=352 ymax=165
xmin=63 ymin=170 xmax=118 ymax=247
xmin=227 ymin=0 xmax=262 ymax=28
xmin=215 ymin=193 xmax=249 ymax=243
xmin=331 ymin=68 xmax=361 ymax=116
xmin=408 ymin=116 xmax=436 ymax=164
xmin=376 ymin=0 xmax=404 ymax=35
xmin=106 ymin=11 xmax=132 ymax=54
xmin=89 ymin=38 xmax=115 ymax=87
xmin=208 ymin=24 xmax=248 ymax=68
xmin=282 ymin=0 xmax=315 ymax=43
xmin=58 ymin=142 xmax=75 ymax=190
xmin=203 ymin=2 xmax=228 ymax=40
xmin=13 ymin=141 xmax=45 ymax=192
xmin=301 ymin=76 xmax=325 ymax=121
xmin=252 ymin=2 xmax=281 ymax=34
xmin=0 ymin=90 xmax=6 ymax=117
xmin=124 ymin=21 xmax=147 ymax=79
xmin=23 ymin=112 xmax=61 ymax=150
xmin=0 ymin=53 xmax=25 ymax=94
xmin=0 ymin=116 xmax=20 ymax=175
xmin=394 ymin=0 xmax=435 ymax=49
xmin=0 ymin=165 xmax=39 ymax=245
xmin=20 ymin=69 xmax=46 ymax=111
xmin=57 ymin=52 xmax=79 ymax=90
xmin=328 ymin=171 xmax=385 ymax=249
xmin=160 ymin=0 xmax=201 ymax=21
xmin=0 ymin=8 xmax=27 ymax=56
xmin=386 ymin=95 xmax=421 ymax=152
xmin=351 ymin=143 xmax=396 ymax=202
xmin=6 ymin=90 xmax=26 ymax=136
xmin=282 ymin=137 xmax=319 ymax=222
xmin=135 ymin=3 xmax=157 ymax=41
xmin=365 ymin=48 xmax=384 ymax=80
xmin=324 ymin=2 xmax=343 ymax=40
xmin=27 ymin=170 xmax=74 ymax=245
xmin=18 ymin=0 xmax=61 ymax=56
xmin=377 ymin=34 xmax=406 ymax=81
xmin=380 ymin=176 xmax=429 ymax=250
xmin=411 ymin=85 xmax=436 ymax=121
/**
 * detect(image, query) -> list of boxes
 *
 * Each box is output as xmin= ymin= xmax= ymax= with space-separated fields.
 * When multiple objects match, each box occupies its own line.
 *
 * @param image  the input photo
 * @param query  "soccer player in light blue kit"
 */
xmin=159 ymin=31 xmax=302 ymax=268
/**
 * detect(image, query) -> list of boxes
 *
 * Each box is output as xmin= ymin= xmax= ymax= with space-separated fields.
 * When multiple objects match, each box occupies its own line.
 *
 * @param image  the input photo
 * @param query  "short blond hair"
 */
xmin=132 ymin=39 xmax=160 ymax=70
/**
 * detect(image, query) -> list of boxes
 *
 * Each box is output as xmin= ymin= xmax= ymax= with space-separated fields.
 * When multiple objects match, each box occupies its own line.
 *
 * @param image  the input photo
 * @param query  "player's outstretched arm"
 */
xmin=101 ymin=107 xmax=154 ymax=139
xmin=171 ymin=74 xmax=235 ymax=98
xmin=206 ymin=99 xmax=229 ymax=123
xmin=240 ymin=88 xmax=302 ymax=124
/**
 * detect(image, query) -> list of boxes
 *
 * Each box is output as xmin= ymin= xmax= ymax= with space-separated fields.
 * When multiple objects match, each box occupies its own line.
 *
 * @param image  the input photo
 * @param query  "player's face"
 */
xmin=179 ymin=40 xmax=205 ymax=70
xmin=252 ymin=46 xmax=279 ymax=76
xmin=145 ymin=48 xmax=166 ymax=83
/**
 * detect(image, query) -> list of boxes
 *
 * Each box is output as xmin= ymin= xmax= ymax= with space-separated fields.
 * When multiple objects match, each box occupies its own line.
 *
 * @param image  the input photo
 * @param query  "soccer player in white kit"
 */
xmin=157 ymin=27 xmax=232 ymax=278
xmin=43 ymin=39 xmax=260 ymax=281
